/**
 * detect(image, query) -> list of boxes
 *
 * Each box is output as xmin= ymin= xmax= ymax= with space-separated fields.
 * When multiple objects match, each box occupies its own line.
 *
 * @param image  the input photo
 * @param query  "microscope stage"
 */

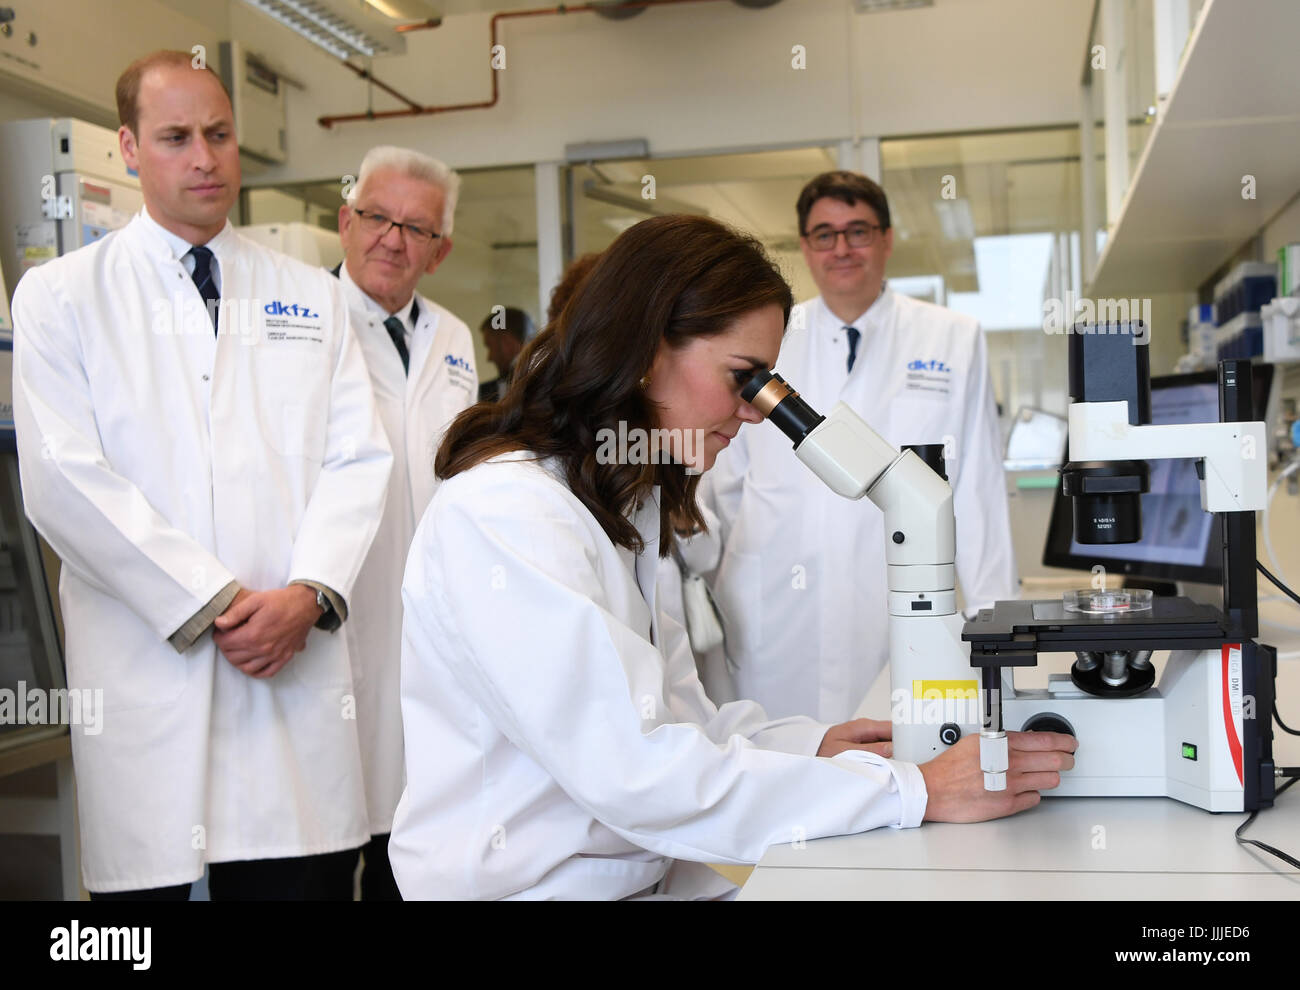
xmin=962 ymin=596 xmax=1232 ymax=666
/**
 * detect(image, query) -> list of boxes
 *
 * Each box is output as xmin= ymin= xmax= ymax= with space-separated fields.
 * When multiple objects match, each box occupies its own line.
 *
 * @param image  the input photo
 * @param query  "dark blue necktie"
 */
xmin=187 ymin=246 xmax=219 ymax=334
xmin=383 ymin=315 xmax=411 ymax=375
xmin=845 ymin=325 xmax=861 ymax=373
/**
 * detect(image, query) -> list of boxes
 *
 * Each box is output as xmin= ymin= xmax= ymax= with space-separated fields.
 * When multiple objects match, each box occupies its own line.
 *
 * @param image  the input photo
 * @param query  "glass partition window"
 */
xmin=564 ymin=146 xmax=839 ymax=305
xmin=880 ymin=127 xmax=1095 ymax=423
xmin=880 ymin=128 xmax=1083 ymax=324
xmin=433 ymin=166 xmax=538 ymax=377
xmin=560 ymin=135 xmax=1099 ymax=426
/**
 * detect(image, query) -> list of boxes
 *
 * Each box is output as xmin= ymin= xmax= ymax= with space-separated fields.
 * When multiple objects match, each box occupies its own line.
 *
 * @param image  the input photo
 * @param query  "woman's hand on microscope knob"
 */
xmin=817 ymin=718 xmax=893 ymax=758
xmin=918 ymin=731 xmax=1077 ymax=823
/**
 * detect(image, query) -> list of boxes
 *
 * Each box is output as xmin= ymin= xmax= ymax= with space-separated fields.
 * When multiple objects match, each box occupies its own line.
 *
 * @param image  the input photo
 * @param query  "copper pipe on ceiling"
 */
xmin=318 ymin=0 xmax=727 ymax=128
xmin=338 ymin=59 xmax=423 ymax=110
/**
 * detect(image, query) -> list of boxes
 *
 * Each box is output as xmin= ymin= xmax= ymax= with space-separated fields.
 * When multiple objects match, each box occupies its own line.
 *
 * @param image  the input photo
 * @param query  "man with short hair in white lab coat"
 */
xmin=699 ymin=170 xmax=1017 ymax=722
xmin=330 ymin=146 xmax=478 ymax=899
xmin=11 ymin=50 xmax=392 ymax=899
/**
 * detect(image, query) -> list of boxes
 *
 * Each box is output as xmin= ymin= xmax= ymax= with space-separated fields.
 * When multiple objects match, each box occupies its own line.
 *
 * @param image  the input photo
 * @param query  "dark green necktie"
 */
xmin=383 ymin=315 xmax=410 ymax=375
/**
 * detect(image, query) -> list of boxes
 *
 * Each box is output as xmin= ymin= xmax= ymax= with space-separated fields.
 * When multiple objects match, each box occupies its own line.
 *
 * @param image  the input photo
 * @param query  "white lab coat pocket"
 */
xmin=254 ymin=354 xmax=330 ymax=461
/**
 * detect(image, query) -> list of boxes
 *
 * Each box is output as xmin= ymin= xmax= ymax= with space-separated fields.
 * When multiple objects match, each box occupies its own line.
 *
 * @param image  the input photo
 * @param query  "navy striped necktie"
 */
xmin=187 ymin=245 xmax=219 ymax=335
xmin=845 ymin=325 xmax=861 ymax=373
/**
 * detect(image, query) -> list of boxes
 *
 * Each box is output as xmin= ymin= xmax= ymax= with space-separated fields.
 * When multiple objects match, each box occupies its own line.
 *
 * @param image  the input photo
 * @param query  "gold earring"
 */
xmin=639 ymin=375 xmax=651 ymax=390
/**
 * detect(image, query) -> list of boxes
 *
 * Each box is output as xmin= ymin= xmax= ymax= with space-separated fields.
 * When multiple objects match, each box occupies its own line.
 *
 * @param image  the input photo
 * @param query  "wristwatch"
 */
xmin=313 ymin=587 xmax=341 ymax=632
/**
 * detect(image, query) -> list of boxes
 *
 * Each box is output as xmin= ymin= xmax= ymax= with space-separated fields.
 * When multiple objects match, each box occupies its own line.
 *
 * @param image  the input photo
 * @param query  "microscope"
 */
xmin=740 ymin=323 xmax=1276 ymax=813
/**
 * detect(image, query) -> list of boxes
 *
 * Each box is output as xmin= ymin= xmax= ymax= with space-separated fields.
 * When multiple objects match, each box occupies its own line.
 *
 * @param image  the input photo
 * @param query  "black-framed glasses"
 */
xmin=803 ymin=222 xmax=882 ymax=251
xmin=352 ymin=207 xmax=441 ymax=245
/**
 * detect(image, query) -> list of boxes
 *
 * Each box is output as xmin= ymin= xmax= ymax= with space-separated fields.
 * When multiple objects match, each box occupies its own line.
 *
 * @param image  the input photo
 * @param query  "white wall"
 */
xmin=250 ymin=0 xmax=1093 ymax=182
xmin=1 ymin=0 xmax=1095 ymax=182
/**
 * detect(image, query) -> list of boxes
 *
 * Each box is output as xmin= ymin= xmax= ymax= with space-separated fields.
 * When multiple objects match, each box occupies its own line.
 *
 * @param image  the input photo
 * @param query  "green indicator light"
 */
xmin=1181 ymin=743 xmax=1197 ymax=761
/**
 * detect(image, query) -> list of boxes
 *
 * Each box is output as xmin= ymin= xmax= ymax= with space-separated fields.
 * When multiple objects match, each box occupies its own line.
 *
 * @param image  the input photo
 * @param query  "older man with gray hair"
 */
xmin=332 ymin=145 xmax=478 ymax=898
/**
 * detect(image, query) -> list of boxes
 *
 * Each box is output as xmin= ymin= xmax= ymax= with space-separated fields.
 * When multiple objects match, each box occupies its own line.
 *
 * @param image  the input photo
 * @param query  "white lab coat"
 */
xmin=389 ymin=452 xmax=926 ymax=900
xmin=11 ymin=213 xmax=393 ymax=892
xmin=700 ymin=289 xmax=1017 ymax=722
xmin=334 ymin=263 xmax=477 ymax=834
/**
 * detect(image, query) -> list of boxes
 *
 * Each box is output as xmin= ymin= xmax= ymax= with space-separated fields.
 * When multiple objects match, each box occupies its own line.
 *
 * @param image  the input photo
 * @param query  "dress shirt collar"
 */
xmin=338 ymin=260 xmax=418 ymax=333
xmin=138 ymin=204 xmax=235 ymax=262
xmin=816 ymin=281 xmax=894 ymax=334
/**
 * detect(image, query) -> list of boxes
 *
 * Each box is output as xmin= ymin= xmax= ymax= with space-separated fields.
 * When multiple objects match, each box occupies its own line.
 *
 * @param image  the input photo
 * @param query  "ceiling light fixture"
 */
xmin=240 ymin=0 xmax=407 ymax=58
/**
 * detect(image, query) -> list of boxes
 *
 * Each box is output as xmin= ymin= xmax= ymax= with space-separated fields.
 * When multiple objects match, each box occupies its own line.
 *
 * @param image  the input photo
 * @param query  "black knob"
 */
xmin=1022 ymin=713 xmax=1075 ymax=736
xmin=892 ymin=531 xmax=905 ymax=544
xmin=939 ymin=723 xmax=961 ymax=746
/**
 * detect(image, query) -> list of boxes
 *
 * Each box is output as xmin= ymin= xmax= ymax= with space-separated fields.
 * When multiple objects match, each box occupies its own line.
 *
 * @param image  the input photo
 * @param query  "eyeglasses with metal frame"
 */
xmin=352 ymin=207 xmax=442 ymax=245
xmin=803 ymin=222 xmax=883 ymax=251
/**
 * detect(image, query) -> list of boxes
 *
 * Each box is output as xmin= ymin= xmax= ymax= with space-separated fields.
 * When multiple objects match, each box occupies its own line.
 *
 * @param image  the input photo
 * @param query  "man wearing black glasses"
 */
xmin=698 ymin=170 xmax=1016 ymax=726
xmin=332 ymin=146 xmax=478 ymax=898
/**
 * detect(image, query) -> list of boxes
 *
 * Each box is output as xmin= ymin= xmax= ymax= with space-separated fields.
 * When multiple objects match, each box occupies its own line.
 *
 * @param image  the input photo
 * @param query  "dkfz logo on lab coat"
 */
xmin=444 ymin=354 xmax=472 ymax=371
xmin=908 ymin=359 xmax=950 ymax=373
xmin=264 ymin=300 xmax=320 ymax=318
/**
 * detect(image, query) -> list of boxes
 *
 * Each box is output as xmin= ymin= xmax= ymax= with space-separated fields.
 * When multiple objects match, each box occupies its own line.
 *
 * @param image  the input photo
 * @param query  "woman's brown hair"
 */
xmin=546 ymin=251 xmax=603 ymax=327
xmin=437 ymin=214 xmax=792 ymax=555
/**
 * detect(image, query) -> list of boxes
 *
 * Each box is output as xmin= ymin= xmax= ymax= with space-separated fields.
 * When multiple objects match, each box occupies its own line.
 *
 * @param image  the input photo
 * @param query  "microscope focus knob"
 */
xmin=939 ymin=723 xmax=961 ymax=746
xmin=1022 ymin=713 xmax=1076 ymax=737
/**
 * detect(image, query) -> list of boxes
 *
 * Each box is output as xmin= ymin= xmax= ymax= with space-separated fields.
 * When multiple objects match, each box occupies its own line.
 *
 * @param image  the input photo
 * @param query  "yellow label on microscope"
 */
xmin=912 ymin=679 xmax=979 ymax=700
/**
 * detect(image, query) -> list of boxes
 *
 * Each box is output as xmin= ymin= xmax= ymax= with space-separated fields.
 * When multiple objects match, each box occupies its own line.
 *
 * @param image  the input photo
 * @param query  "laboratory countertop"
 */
xmin=739 ymin=603 xmax=1300 ymax=901
xmin=738 ymin=792 xmax=1300 ymax=900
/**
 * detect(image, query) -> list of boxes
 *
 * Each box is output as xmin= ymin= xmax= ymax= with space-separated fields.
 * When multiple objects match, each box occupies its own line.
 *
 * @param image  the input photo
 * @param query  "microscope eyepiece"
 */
xmin=741 ymin=369 xmax=825 ymax=447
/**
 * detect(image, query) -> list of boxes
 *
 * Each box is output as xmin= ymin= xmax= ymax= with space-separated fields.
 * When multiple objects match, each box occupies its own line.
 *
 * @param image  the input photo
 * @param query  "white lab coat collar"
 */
xmin=512 ymin=452 xmax=662 ymax=640
xmin=136 ymin=205 xmax=237 ymax=263
xmin=814 ymin=283 xmax=895 ymax=335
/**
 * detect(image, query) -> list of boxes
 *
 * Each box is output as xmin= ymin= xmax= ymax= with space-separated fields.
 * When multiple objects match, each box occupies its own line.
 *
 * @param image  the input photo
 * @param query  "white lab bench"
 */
xmin=739 ymin=592 xmax=1300 ymax=900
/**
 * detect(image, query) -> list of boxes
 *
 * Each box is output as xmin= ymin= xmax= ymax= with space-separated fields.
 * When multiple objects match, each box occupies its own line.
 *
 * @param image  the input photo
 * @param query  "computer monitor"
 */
xmin=1042 ymin=363 xmax=1274 ymax=585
